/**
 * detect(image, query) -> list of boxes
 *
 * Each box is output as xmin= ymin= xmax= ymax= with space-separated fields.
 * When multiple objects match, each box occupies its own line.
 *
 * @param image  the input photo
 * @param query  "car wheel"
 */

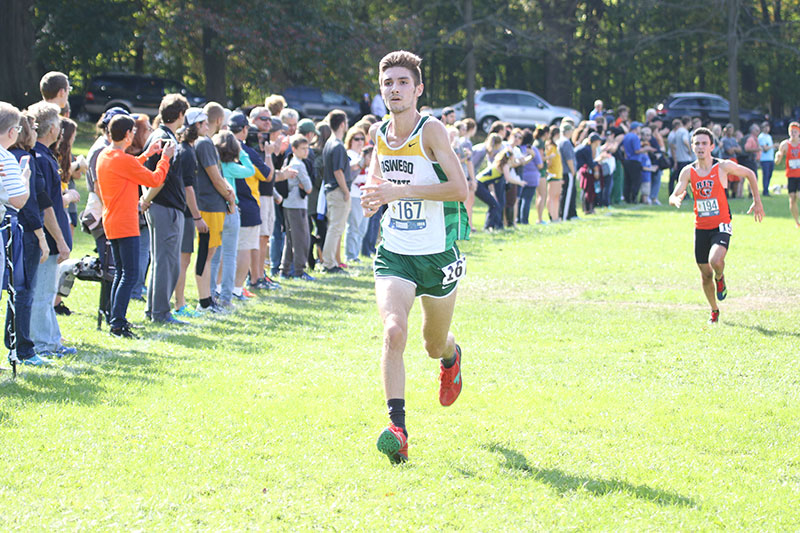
xmin=550 ymin=117 xmax=564 ymax=126
xmin=479 ymin=116 xmax=498 ymax=134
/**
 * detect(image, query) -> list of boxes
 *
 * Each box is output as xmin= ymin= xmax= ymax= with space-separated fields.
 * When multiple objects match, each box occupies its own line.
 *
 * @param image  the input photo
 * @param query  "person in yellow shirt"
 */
xmin=545 ymin=125 xmax=563 ymax=222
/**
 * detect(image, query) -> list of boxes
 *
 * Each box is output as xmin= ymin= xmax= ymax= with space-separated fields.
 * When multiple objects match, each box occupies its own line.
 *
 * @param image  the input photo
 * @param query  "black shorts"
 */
xmin=788 ymin=177 xmax=800 ymax=194
xmin=695 ymin=227 xmax=730 ymax=264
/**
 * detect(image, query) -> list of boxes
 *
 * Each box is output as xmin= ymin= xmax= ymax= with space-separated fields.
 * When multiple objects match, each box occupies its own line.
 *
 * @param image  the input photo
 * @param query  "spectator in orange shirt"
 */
xmin=96 ymin=115 xmax=174 ymax=338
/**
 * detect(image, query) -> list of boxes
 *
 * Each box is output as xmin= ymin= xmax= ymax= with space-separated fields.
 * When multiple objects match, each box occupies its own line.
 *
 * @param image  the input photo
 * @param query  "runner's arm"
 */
xmin=668 ymin=165 xmax=692 ymax=208
xmin=774 ymin=140 xmax=788 ymax=166
xmin=719 ymin=159 xmax=764 ymax=222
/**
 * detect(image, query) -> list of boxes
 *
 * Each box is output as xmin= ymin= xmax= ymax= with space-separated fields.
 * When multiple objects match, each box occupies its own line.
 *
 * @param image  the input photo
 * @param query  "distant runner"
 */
xmin=669 ymin=127 xmax=764 ymax=324
xmin=361 ymin=51 xmax=470 ymax=464
xmin=773 ymin=122 xmax=800 ymax=227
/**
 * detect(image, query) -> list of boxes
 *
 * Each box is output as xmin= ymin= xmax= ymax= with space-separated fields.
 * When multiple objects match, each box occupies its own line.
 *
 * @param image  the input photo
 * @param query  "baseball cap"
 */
xmin=297 ymin=118 xmax=318 ymax=136
xmin=442 ymin=106 xmax=455 ymax=116
xmin=268 ymin=117 xmax=285 ymax=133
xmin=588 ymin=133 xmax=602 ymax=143
xmin=185 ymin=107 xmax=207 ymax=126
xmin=101 ymin=107 xmax=130 ymax=126
xmin=227 ymin=111 xmax=250 ymax=132
xmin=630 ymin=121 xmax=642 ymax=130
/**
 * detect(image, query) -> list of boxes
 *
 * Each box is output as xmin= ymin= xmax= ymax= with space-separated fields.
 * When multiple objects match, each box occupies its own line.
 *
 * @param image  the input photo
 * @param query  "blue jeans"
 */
xmin=476 ymin=179 xmax=503 ymax=229
xmin=761 ymin=160 xmax=774 ymax=194
xmin=6 ymin=231 xmax=41 ymax=359
xmin=345 ymin=195 xmax=368 ymax=261
xmin=649 ymin=169 xmax=662 ymax=202
xmin=517 ymin=185 xmax=536 ymax=224
xmin=110 ymin=235 xmax=140 ymax=329
xmin=210 ymin=210 xmax=240 ymax=303
xmin=133 ymin=225 xmax=150 ymax=299
xmin=30 ymin=255 xmax=61 ymax=353
xmin=270 ymin=206 xmax=285 ymax=275
xmin=362 ymin=209 xmax=381 ymax=257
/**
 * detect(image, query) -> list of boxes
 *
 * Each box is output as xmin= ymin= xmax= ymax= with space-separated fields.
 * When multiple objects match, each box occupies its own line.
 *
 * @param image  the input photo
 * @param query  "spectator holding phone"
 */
xmin=96 ymin=114 xmax=173 ymax=338
xmin=140 ymin=94 xmax=190 ymax=324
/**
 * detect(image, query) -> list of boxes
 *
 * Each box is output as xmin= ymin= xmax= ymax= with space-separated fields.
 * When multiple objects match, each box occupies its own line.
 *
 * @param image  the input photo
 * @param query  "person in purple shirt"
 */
xmin=517 ymin=130 xmax=544 ymax=224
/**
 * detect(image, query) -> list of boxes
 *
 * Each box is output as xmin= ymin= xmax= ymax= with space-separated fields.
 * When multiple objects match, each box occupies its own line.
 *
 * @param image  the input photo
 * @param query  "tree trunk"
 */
xmin=134 ymin=39 xmax=145 ymax=74
xmin=727 ymin=0 xmax=740 ymax=127
xmin=464 ymin=0 xmax=476 ymax=119
xmin=202 ymin=26 xmax=227 ymax=104
xmin=0 ymin=0 xmax=38 ymax=107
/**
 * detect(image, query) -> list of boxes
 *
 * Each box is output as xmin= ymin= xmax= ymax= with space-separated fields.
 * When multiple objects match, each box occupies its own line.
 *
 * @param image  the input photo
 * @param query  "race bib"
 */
xmin=388 ymin=199 xmax=426 ymax=231
xmin=441 ymin=255 xmax=466 ymax=285
xmin=789 ymin=159 xmax=800 ymax=170
xmin=719 ymin=223 xmax=732 ymax=234
xmin=696 ymin=198 xmax=720 ymax=218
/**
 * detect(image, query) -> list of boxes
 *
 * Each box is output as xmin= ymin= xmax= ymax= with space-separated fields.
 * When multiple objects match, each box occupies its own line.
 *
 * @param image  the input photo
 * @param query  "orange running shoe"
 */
xmin=376 ymin=424 xmax=408 ymax=464
xmin=439 ymin=344 xmax=462 ymax=407
xmin=242 ymin=287 xmax=256 ymax=298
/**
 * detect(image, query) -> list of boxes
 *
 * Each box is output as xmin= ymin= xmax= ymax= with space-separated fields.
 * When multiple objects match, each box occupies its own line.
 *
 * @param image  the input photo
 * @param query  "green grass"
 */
xmin=1 ymin=162 xmax=799 ymax=529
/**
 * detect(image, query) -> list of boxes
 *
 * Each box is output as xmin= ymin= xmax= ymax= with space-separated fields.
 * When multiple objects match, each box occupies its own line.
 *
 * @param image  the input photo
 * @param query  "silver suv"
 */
xmin=440 ymin=89 xmax=582 ymax=132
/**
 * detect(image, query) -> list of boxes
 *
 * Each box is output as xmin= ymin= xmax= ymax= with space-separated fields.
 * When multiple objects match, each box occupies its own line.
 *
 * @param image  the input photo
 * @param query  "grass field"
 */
xmin=1 ymin=157 xmax=799 ymax=529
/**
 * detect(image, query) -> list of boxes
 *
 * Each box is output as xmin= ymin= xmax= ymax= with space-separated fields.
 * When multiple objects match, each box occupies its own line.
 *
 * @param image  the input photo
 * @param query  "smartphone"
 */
xmin=19 ymin=155 xmax=30 ymax=173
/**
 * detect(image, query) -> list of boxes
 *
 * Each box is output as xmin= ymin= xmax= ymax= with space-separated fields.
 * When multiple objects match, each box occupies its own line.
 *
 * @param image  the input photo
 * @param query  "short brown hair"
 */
xmin=379 ymin=50 xmax=423 ymax=86
xmin=159 ymin=94 xmax=189 ymax=124
xmin=326 ymin=109 xmax=348 ymax=133
xmin=463 ymin=118 xmax=477 ymax=132
xmin=213 ymin=130 xmax=241 ymax=163
xmin=109 ymin=115 xmax=135 ymax=142
xmin=265 ymin=94 xmax=287 ymax=116
xmin=39 ymin=71 xmax=69 ymax=100
xmin=290 ymin=134 xmax=309 ymax=150
xmin=691 ymin=127 xmax=714 ymax=143
xmin=203 ymin=102 xmax=225 ymax=128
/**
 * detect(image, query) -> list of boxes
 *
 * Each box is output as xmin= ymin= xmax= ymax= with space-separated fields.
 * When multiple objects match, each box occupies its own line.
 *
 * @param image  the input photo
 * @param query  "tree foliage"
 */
xmin=3 ymin=0 xmax=799 ymax=119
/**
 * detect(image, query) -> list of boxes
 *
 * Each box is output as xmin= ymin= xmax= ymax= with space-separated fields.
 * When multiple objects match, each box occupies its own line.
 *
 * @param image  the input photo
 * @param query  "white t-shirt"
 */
xmin=347 ymin=149 xmax=366 ymax=198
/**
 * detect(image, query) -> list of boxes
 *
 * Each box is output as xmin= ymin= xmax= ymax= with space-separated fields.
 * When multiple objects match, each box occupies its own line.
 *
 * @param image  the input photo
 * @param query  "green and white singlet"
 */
xmin=376 ymin=115 xmax=470 ymax=255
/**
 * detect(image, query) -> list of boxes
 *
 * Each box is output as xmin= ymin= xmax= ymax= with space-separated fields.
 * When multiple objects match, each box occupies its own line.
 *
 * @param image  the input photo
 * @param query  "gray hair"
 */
xmin=0 ymin=102 xmax=21 ymax=135
xmin=27 ymin=101 xmax=61 ymax=137
xmin=249 ymin=106 xmax=267 ymax=120
xmin=280 ymin=108 xmax=299 ymax=123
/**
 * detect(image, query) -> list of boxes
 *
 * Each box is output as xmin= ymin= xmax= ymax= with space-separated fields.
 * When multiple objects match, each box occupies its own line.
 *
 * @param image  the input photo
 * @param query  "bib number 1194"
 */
xmin=441 ymin=256 xmax=466 ymax=285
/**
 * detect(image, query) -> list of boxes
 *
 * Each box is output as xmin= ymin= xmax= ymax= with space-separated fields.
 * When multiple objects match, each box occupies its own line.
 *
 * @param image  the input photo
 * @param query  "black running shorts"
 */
xmin=695 ymin=226 xmax=731 ymax=264
xmin=788 ymin=177 xmax=800 ymax=194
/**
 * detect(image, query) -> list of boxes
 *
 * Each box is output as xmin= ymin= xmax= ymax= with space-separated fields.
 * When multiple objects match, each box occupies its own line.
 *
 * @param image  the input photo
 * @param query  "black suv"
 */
xmin=656 ymin=92 xmax=764 ymax=128
xmin=282 ymin=86 xmax=360 ymax=121
xmin=83 ymin=73 xmax=206 ymax=119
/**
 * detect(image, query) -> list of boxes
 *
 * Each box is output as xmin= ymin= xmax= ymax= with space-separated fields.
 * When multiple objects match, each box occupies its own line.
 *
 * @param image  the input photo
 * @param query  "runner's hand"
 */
xmin=361 ymin=181 xmax=401 ymax=209
xmin=669 ymin=190 xmax=686 ymax=208
xmin=747 ymin=201 xmax=765 ymax=223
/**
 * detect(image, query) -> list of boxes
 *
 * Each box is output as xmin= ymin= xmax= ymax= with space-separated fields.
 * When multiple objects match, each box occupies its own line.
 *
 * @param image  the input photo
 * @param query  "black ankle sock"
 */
xmin=442 ymin=348 xmax=458 ymax=368
xmin=387 ymin=398 xmax=407 ymax=436
xmin=200 ymin=297 xmax=213 ymax=309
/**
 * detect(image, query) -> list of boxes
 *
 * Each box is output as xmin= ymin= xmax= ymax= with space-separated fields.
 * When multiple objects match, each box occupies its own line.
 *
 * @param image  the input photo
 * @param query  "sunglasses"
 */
xmin=257 ymin=116 xmax=270 ymax=121
xmin=353 ymin=136 xmax=365 ymax=141
xmin=12 ymin=125 xmax=23 ymax=133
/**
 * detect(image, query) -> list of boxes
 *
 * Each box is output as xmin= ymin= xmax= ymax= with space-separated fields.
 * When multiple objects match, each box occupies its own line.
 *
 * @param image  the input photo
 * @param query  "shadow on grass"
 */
xmin=486 ymin=443 xmax=696 ymax=508
xmin=725 ymin=321 xmax=800 ymax=338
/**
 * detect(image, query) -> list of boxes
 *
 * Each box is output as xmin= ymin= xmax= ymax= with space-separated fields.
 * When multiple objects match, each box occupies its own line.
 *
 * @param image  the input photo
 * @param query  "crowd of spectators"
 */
xmin=0 ymin=74 xmax=791 ymax=370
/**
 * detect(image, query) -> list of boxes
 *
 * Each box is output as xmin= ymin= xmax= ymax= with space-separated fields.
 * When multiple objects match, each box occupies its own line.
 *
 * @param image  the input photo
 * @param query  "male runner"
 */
xmin=669 ymin=127 xmax=764 ymax=324
xmin=360 ymin=51 xmax=470 ymax=464
xmin=773 ymin=122 xmax=800 ymax=227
